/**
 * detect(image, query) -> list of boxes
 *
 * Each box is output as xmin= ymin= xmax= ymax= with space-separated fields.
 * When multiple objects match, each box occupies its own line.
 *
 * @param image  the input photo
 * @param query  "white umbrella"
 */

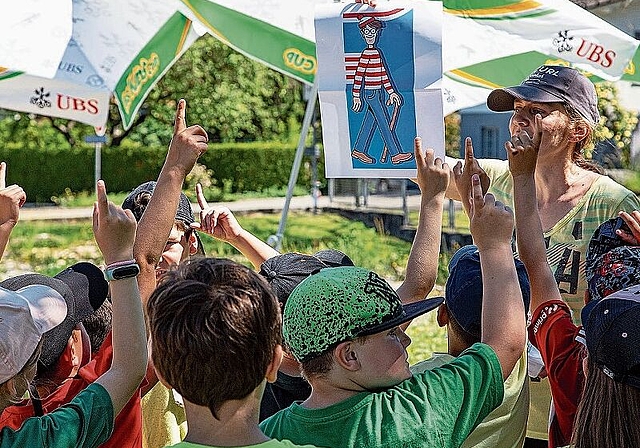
xmin=441 ymin=0 xmax=640 ymax=115
xmin=0 ymin=0 xmax=202 ymax=130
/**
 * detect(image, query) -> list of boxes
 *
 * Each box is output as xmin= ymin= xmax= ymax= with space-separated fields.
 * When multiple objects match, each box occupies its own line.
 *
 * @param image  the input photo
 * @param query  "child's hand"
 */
xmin=0 ymin=162 xmax=26 ymax=228
xmin=453 ymin=137 xmax=490 ymax=216
xmin=190 ymin=183 xmax=243 ymax=242
xmin=617 ymin=210 xmax=640 ymax=245
xmin=507 ymin=114 xmax=542 ymax=178
xmin=414 ymin=137 xmax=449 ymax=199
xmin=166 ymin=99 xmax=209 ymax=175
xmin=469 ymin=174 xmax=514 ymax=251
xmin=93 ymin=180 xmax=137 ymax=265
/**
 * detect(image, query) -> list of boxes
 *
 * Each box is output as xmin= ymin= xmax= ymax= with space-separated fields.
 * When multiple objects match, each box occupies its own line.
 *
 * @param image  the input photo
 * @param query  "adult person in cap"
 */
xmin=448 ymin=64 xmax=640 ymax=447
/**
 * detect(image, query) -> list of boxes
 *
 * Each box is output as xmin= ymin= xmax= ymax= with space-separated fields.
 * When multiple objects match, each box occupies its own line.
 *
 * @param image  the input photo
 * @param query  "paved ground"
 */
xmin=19 ymin=192 xmax=426 ymax=221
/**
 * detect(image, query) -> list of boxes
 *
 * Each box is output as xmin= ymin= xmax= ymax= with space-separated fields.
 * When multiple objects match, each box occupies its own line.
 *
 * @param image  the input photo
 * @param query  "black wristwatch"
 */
xmin=104 ymin=263 xmax=140 ymax=281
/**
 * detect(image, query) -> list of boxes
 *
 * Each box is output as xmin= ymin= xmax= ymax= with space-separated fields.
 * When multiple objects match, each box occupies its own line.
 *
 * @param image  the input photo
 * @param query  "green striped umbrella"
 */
xmin=442 ymin=0 xmax=640 ymax=113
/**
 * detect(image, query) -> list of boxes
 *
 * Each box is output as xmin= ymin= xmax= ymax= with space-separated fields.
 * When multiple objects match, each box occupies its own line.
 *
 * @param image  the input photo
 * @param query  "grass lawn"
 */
xmin=1 ymin=211 xmax=448 ymax=363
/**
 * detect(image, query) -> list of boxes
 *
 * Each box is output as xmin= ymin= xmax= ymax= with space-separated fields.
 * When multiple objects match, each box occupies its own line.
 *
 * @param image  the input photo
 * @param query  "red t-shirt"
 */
xmin=529 ymin=300 xmax=586 ymax=448
xmin=0 ymin=332 xmax=143 ymax=448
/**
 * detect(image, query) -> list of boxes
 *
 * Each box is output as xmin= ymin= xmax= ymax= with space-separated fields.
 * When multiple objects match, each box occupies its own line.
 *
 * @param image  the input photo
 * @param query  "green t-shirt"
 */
xmin=170 ymin=440 xmax=318 ymax=448
xmin=0 ymin=383 xmax=113 ymax=448
xmin=481 ymin=159 xmax=640 ymax=322
xmin=260 ymin=343 xmax=503 ymax=448
xmin=411 ymin=352 xmax=529 ymax=448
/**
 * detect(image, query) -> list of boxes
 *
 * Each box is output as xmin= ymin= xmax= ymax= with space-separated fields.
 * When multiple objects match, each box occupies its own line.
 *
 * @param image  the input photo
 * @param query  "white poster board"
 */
xmin=315 ymin=1 xmax=443 ymax=178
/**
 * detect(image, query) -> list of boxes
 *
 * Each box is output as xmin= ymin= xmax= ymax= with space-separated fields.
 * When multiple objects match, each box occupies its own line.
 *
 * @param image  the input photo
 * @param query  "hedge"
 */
xmin=0 ymin=141 xmax=324 ymax=203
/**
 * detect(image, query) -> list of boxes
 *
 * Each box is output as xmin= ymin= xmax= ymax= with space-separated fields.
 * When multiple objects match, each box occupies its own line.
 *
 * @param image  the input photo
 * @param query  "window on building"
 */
xmin=481 ymin=126 xmax=500 ymax=158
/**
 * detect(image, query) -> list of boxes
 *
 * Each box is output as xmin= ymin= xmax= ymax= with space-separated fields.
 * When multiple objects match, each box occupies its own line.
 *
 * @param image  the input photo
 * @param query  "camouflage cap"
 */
xmin=283 ymin=266 xmax=443 ymax=362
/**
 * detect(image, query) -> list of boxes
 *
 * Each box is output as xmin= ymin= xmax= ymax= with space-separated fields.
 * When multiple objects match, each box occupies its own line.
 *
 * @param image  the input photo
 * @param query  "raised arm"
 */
xmin=451 ymin=137 xmax=491 ymax=216
xmin=470 ymin=175 xmax=526 ymax=380
xmin=92 ymin=180 xmax=147 ymax=417
xmin=0 ymin=162 xmax=26 ymax=262
xmin=396 ymin=137 xmax=449 ymax=304
xmin=191 ymin=183 xmax=278 ymax=269
xmin=508 ymin=115 xmax=562 ymax=310
xmin=134 ymin=99 xmax=208 ymax=303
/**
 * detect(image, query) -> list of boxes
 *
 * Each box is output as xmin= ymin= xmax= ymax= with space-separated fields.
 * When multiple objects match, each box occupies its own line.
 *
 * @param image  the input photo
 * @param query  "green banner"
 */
xmin=182 ymin=0 xmax=317 ymax=84
xmin=621 ymin=46 xmax=640 ymax=83
xmin=115 ymin=12 xmax=197 ymax=130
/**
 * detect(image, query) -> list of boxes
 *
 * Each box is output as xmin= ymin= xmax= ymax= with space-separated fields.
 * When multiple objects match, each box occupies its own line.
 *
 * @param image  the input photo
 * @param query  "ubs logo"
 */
xmin=553 ymin=30 xmax=573 ymax=53
xmin=30 ymin=87 xmax=52 ymax=109
xmin=552 ymin=29 xmax=616 ymax=68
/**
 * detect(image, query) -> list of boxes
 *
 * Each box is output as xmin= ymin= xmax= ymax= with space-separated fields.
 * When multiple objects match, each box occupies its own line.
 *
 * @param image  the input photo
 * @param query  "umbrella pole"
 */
xmin=268 ymin=79 xmax=319 ymax=251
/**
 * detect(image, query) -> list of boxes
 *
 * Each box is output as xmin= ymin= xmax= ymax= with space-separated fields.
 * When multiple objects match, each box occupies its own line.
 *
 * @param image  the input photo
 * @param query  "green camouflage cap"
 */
xmin=283 ymin=267 xmax=443 ymax=362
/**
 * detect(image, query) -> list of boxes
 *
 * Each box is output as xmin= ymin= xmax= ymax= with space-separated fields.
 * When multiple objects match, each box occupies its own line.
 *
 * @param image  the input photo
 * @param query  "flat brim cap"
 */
xmin=357 ymin=296 xmax=444 ymax=337
xmin=283 ymin=266 xmax=442 ymax=362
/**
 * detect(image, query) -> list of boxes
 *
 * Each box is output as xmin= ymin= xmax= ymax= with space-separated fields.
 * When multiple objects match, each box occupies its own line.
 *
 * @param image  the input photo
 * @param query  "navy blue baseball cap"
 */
xmin=583 ymin=284 xmax=640 ymax=389
xmin=445 ymin=245 xmax=531 ymax=338
xmin=487 ymin=65 xmax=600 ymax=126
xmin=122 ymin=181 xmax=204 ymax=256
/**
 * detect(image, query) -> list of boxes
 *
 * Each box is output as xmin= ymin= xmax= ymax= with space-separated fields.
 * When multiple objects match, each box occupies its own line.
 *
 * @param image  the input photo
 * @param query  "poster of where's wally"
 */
xmin=315 ymin=1 xmax=443 ymax=178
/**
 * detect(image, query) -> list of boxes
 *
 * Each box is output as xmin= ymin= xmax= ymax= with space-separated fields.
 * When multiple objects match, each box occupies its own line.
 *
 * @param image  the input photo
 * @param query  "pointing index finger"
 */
xmin=196 ymin=183 xmax=209 ymax=210
xmin=0 ymin=162 xmax=6 ymax=190
xmin=471 ymin=174 xmax=484 ymax=210
xmin=173 ymin=99 xmax=187 ymax=135
xmin=464 ymin=137 xmax=475 ymax=163
xmin=96 ymin=180 xmax=109 ymax=217
xmin=533 ymin=114 xmax=543 ymax=151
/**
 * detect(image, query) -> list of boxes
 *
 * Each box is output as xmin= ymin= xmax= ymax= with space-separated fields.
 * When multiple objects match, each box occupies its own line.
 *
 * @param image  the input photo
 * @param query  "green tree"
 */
xmin=593 ymin=82 xmax=639 ymax=166
xmin=112 ymin=35 xmax=305 ymax=147
xmin=0 ymin=35 xmax=305 ymax=148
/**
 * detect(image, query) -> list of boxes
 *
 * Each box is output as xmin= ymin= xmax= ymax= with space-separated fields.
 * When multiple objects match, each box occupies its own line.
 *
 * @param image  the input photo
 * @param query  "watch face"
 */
xmin=112 ymin=265 xmax=140 ymax=279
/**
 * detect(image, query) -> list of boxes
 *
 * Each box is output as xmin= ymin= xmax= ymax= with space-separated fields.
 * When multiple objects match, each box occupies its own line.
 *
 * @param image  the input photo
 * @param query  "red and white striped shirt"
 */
xmin=352 ymin=47 xmax=394 ymax=97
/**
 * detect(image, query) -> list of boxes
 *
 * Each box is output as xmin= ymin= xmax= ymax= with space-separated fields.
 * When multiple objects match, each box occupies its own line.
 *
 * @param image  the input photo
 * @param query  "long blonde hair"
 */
xmin=564 ymin=103 xmax=603 ymax=174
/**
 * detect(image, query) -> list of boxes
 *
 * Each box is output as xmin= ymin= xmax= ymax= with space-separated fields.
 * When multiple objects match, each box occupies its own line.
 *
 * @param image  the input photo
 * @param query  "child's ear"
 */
xmin=335 ymin=341 xmax=360 ymax=371
xmin=266 ymin=345 xmax=284 ymax=383
xmin=436 ymin=304 xmax=449 ymax=328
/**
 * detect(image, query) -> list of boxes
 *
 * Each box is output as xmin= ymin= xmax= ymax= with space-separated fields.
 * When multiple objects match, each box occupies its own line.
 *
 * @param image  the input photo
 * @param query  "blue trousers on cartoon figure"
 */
xmin=352 ymin=89 xmax=413 ymax=165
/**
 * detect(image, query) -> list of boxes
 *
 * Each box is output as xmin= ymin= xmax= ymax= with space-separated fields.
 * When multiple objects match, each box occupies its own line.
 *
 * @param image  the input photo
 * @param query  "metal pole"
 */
xmin=94 ymin=141 xmax=102 ymax=188
xmin=448 ymin=198 xmax=456 ymax=229
xmin=267 ymin=79 xmax=319 ymax=251
xmin=401 ymin=179 xmax=409 ymax=226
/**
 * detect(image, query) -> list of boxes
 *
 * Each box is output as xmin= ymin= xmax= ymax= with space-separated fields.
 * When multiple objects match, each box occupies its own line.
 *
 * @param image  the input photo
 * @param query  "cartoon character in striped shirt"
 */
xmin=351 ymin=16 xmax=413 ymax=165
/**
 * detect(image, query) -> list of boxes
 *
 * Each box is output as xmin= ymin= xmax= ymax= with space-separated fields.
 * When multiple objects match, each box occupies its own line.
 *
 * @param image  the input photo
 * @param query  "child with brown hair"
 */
xmin=146 ymin=257 xmax=316 ymax=448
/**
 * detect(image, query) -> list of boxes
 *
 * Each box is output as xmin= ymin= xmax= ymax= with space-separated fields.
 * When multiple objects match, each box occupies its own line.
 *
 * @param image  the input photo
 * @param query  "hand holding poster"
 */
xmin=315 ymin=1 xmax=443 ymax=178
